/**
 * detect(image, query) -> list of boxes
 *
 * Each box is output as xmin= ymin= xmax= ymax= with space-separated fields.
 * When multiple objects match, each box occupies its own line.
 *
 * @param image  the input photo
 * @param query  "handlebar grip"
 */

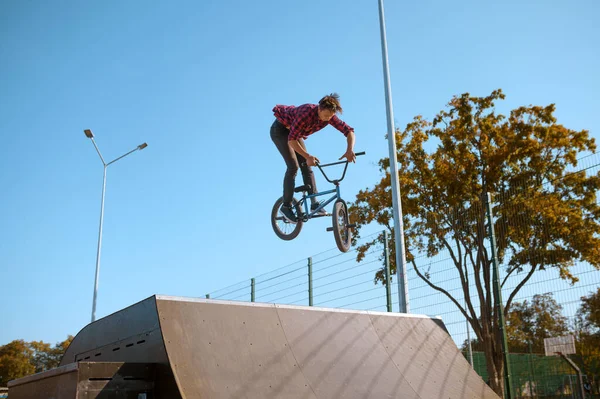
xmin=355 ymin=151 xmax=366 ymax=156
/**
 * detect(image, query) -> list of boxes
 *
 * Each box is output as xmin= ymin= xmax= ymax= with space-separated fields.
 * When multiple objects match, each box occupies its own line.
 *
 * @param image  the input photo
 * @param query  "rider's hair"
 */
xmin=318 ymin=93 xmax=343 ymax=114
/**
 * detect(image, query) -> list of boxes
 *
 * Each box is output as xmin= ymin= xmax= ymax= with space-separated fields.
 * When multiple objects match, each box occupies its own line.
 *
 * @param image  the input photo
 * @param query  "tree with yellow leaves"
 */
xmin=0 ymin=336 xmax=72 ymax=386
xmin=349 ymin=89 xmax=600 ymax=396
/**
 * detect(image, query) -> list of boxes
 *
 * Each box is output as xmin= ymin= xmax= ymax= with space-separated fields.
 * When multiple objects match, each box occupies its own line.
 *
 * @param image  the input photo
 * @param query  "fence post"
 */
xmin=308 ymin=257 xmax=313 ymax=306
xmin=465 ymin=303 xmax=474 ymax=367
xmin=384 ymin=230 xmax=392 ymax=312
xmin=485 ymin=192 xmax=514 ymax=399
xmin=251 ymin=278 xmax=255 ymax=302
xmin=528 ymin=342 xmax=535 ymax=397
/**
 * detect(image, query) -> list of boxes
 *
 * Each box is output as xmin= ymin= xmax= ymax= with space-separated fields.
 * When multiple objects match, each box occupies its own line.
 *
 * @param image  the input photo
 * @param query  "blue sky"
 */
xmin=1 ymin=0 xmax=599 ymax=347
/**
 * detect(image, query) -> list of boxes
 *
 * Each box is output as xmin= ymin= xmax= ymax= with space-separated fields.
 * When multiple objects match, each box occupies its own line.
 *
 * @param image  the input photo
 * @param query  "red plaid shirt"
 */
xmin=273 ymin=103 xmax=353 ymax=141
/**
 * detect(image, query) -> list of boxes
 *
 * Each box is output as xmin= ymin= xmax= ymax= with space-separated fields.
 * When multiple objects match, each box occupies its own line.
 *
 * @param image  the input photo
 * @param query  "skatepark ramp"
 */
xmin=9 ymin=295 xmax=499 ymax=398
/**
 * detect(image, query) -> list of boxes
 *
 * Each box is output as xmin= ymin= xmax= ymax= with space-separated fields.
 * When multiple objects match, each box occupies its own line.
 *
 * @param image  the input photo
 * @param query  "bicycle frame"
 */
xmin=297 ymin=152 xmax=365 ymax=220
xmin=299 ymin=185 xmax=341 ymax=219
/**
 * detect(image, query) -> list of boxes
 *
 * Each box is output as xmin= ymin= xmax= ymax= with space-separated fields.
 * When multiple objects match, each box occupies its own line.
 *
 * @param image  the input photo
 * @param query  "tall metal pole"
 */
xmin=486 ymin=192 xmax=514 ymax=398
xmin=91 ymin=165 xmax=107 ymax=323
xmin=377 ymin=0 xmax=409 ymax=313
xmin=384 ymin=230 xmax=392 ymax=312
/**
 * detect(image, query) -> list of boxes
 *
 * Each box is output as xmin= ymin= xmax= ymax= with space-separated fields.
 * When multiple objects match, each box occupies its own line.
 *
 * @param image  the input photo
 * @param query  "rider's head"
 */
xmin=318 ymin=93 xmax=343 ymax=122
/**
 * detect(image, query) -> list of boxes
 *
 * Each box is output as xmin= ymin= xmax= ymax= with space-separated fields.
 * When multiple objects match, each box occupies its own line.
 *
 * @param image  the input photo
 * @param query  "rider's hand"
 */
xmin=339 ymin=150 xmax=356 ymax=163
xmin=306 ymin=155 xmax=320 ymax=167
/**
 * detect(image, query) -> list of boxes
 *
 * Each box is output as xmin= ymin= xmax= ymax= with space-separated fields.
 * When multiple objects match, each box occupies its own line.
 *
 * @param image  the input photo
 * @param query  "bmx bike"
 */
xmin=270 ymin=151 xmax=365 ymax=252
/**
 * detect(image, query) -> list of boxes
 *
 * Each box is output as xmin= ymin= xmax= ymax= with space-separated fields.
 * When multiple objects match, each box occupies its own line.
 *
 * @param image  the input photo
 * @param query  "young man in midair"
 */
xmin=271 ymin=93 xmax=356 ymax=222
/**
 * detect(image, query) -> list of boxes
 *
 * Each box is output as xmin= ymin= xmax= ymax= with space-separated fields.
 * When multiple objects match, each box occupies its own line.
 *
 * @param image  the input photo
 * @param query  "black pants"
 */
xmin=270 ymin=119 xmax=318 ymax=205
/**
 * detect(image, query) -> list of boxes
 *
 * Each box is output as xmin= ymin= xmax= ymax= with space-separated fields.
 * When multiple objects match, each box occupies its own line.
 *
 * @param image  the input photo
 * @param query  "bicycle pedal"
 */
xmin=326 ymin=227 xmax=334 ymax=232
xmin=347 ymin=224 xmax=356 ymax=229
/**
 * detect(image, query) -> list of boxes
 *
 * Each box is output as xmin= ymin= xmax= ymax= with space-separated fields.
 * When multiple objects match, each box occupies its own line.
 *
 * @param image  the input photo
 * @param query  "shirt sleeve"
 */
xmin=329 ymin=115 xmax=353 ymax=137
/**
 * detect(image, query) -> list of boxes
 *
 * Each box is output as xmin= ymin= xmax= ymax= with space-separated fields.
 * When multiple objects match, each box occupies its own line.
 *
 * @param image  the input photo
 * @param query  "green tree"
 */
xmin=29 ymin=341 xmax=52 ymax=373
xmin=574 ymin=288 xmax=600 ymax=392
xmin=0 ymin=336 xmax=73 ymax=386
xmin=506 ymin=293 xmax=569 ymax=353
xmin=49 ymin=336 xmax=73 ymax=369
xmin=30 ymin=336 xmax=73 ymax=373
xmin=349 ymin=89 xmax=600 ymax=396
xmin=462 ymin=293 xmax=569 ymax=354
xmin=577 ymin=287 xmax=600 ymax=334
xmin=0 ymin=340 xmax=35 ymax=386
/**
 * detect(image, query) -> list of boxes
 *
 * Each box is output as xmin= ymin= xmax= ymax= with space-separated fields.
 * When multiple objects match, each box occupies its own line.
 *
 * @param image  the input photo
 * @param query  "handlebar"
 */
xmin=317 ymin=151 xmax=366 ymax=168
xmin=314 ymin=151 xmax=365 ymax=185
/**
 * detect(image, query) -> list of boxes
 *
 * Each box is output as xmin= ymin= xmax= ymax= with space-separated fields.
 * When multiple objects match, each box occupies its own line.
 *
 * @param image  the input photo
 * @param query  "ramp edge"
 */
xmin=8 ymin=362 xmax=78 ymax=388
xmin=155 ymin=295 xmax=440 ymax=320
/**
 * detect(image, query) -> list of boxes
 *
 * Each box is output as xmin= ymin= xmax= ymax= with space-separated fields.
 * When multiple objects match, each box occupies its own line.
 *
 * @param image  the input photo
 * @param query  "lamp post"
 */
xmin=377 ymin=0 xmax=409 ymax=312
xmin=84 ymin=129 xmax=147 ymax=322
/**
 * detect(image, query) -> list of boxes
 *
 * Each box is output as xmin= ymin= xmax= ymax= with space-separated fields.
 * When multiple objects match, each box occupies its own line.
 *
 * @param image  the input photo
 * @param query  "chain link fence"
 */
xmin=206 ymin=153 xmax=600 ymax=398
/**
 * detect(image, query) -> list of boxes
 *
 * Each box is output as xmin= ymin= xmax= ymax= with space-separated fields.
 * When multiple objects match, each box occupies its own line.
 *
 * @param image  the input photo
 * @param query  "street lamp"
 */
xmin=83 ymin=129 xmax=147 ymax=322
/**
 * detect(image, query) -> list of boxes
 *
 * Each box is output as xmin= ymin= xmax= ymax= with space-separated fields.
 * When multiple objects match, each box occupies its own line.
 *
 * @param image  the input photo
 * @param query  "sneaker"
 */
xmin=279 ymin=203 xmax=297 ymax=223
xmin=311 ymin=202 xmax=328 ymax=216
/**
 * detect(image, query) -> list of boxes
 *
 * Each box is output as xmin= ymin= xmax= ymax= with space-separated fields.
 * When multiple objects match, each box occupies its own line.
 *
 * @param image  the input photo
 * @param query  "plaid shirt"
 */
xmin=273 ymin=103 xmax=353 ymax=141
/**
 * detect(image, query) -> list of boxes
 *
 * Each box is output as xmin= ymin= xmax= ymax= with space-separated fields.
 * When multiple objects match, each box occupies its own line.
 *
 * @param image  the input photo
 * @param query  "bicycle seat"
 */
xmin=294 ymin=185 xmax=312 ymax=193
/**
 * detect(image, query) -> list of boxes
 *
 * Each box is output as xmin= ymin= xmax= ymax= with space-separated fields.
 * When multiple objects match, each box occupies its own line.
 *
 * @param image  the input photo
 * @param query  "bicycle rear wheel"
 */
xmin=271 ymin=197 xmax=303 ymax=240
xmin=332 ymin=199 xmax=352 ymax=252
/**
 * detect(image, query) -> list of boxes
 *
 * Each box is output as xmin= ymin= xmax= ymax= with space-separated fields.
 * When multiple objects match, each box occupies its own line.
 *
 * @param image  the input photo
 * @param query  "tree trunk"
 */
xmin=482 ymin=329 xmax=505 ymax=396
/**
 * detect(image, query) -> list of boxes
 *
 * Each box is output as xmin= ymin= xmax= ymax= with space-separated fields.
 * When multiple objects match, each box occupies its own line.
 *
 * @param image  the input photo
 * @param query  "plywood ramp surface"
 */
xmin=58 ymin=295 xmax=499 ymax=399
xmin=156 ymin=297 xmax=498 ymax=399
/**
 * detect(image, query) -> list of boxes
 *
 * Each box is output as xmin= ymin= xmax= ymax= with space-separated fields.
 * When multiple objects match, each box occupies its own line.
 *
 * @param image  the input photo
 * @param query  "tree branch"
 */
xmin=504 ymin=264 xmax=538 ymax=315
xmin=411 ymin=258 xmax=471 ymax=324
xmin=501 ymin=263 xmax=521 ymax=288
xmin=462 ymin=251 xmax=483 ymax=339
xmin=445 ymin=223 xmax=479 ymax=321
xmin=480 ymin=207 xmax=493 ymax=315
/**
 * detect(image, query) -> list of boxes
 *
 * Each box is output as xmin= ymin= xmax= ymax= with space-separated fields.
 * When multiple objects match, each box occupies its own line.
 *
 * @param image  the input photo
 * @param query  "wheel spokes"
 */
xmin=276 ymin=208 xmax=297 ymax=234
xmin=337 ymin=209 xmax=349 ymax=242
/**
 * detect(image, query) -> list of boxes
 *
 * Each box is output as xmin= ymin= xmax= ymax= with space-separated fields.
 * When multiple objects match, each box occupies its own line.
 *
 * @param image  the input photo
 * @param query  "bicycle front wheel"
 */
xmin=271 ymin=197 xmax=303 ymax=241
xmin=332 ymin=199 xmax=352 ymax=252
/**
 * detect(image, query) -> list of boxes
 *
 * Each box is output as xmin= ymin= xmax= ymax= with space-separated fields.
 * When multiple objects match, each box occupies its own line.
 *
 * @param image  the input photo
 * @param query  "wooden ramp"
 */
xmin=25 ymin=295 xmax=499 ymax=398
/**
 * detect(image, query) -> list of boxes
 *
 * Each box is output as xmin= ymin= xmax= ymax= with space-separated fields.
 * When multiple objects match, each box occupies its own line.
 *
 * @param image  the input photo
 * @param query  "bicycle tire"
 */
xmin=332 ymin=199 xmax=352 ymax=252
xmin=271 ymin=197 xmax=303 ymax=241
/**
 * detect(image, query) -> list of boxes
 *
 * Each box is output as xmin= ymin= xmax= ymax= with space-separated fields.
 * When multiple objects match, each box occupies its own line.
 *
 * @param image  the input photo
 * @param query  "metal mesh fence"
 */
xmin=206 ymin=153 xmax=600 ymax=398
xmin=207 ymin=230 xmax=390 ymax=311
